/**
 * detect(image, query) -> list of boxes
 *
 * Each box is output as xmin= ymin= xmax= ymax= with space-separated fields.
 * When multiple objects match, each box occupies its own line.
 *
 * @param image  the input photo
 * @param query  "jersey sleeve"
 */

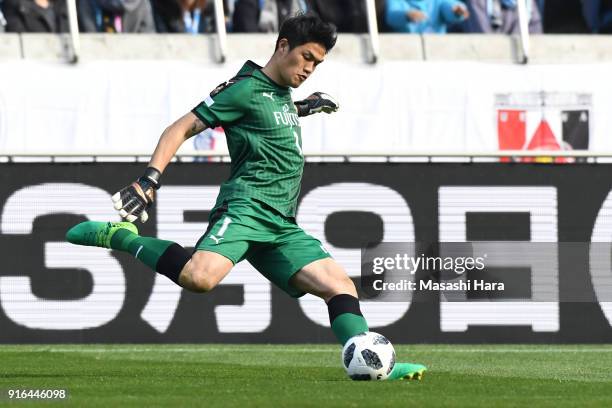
xmin=192 ymin=78 xmax=251 ymax=128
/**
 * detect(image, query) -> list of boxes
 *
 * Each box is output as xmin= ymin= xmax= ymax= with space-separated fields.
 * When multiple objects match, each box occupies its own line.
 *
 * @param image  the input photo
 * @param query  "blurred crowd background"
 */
xmin=0 ymin=0 xmax=610 ymax=36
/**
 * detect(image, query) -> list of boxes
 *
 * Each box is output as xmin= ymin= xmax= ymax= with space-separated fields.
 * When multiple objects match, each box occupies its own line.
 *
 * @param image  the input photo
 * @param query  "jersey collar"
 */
xmin=244 ymin=60 xmax=289 ymax=91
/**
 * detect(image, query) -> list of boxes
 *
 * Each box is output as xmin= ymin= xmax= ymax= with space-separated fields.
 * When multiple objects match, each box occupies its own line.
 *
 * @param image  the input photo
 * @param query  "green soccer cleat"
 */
xmin=387 ymin=362 xmax=427 ymax=381
xmin=66 ymin=221 xmax=138 ymax=249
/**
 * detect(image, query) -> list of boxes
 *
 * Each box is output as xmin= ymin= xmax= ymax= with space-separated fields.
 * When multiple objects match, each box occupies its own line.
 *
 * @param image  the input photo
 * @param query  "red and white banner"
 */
xmin=496 ymin=92 xmax=591 ymax=162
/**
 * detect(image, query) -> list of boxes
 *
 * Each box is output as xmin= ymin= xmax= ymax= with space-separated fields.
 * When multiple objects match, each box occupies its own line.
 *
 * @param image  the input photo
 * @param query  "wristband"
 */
xmin=142 ymin=167 xmax=162 ymax=189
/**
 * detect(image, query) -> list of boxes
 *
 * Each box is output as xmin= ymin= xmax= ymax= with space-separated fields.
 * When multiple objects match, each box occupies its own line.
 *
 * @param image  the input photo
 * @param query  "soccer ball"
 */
xmin=341 ymin=331 xmax=395 ymax=381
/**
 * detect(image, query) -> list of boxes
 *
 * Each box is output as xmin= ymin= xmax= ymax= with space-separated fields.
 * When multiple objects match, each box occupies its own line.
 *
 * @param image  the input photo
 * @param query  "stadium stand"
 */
xmin=307 ymin=0 xmax=370 ymax=32
xmin=232 ymin=0 xmax=262 ymax=32
xmin=542 ymin=0 xmax=589 ymax=33
xmin=76 ymin=0 xmax=156 ymax=33
xmin=0 ymin=0 xmax=6 ymax=32
xmin=461 ymin=0 xmax=542 ymax=33
xmin=150 ymin=0 xmax=211 ymax=33
xmin=385 ymin=0 xmax=470 ymax=33
xmin=259 ymin=0 xmax=304 ymax=32
xmin=1 ymin=0 xmax=69 ymax=33
xmin=1 ymin=0 xmax=609 ymax=34
xmin=583 ymin=0 xmax=612 ymax=33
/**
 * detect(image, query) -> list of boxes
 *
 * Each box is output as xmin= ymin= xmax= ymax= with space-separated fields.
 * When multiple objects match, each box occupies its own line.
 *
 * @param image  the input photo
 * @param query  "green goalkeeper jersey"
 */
xmin=192 ymin=60 xmax=304 ymax=217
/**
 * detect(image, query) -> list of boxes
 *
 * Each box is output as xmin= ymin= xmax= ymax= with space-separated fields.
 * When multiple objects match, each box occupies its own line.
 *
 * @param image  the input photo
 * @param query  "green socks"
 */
xmin=331 ymin=313 xmax=369 ymax=346
xmin=108 ymin=228 xmax=191 ymax=284
xmin=327 ymin=294 xmax=369 ymax=345
xmin=110 ymin=229 xmax=175 ymax=270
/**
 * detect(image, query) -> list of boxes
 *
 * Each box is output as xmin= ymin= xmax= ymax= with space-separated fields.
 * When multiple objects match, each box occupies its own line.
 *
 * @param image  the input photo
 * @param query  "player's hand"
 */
xmin=111 ymin=167 xmax=161 ymax=223
xmin=295 ymin=92 xmax=339 ymax=117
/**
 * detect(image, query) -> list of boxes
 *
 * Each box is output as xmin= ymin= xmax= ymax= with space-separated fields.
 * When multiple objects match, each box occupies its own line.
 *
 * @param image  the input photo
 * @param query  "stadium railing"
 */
xmin=61 ymin=0 xmax=534 ymax=65
xmin=3 ymin=151 xmax=612 ymax=164
xmin=517 ymin=0 xmax=530 ymax=63
xmin=63 ymin=0 xmax=230 ymax=63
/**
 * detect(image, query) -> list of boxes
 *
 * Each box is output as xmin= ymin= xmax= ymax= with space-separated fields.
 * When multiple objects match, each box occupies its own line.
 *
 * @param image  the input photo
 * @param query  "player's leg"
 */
xmin=248 ymin=223 xmax=368 ymax=345
xmin=178 ymin=250 xmax=233 ymax=292
xmin=248 ymin=217 xmax=427 ymax=381
xmin=66 ymin=199 xmax=253 ymax=292
xmin=290 ymin=258 xmax=368 ymax=345
xmin=290 ymin=258 xmax=427 ymax=380
xmin=65 ymin=220 xmax=236 ymax=292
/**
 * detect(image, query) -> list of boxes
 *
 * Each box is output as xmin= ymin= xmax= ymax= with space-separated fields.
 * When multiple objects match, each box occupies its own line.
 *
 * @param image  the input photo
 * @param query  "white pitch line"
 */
xmin=424 ymin=348 xmax=612 ymax=353
xmin=3 ymin=347 xmax=612 ymax=354
xmin=22 ymin=348 xmax=338 ymax=353
xmin=0 ymin=347 xmax=333 ymax=353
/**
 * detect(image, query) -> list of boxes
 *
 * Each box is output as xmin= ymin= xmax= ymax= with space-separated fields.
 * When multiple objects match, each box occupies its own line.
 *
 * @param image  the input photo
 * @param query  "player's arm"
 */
xmin=295 ymin=92 xmax=339 ymax=117
xmin=112 ymin=112 xmax=207 ymax=223
xmin=148 ymin=112 xmax=207 ymax=173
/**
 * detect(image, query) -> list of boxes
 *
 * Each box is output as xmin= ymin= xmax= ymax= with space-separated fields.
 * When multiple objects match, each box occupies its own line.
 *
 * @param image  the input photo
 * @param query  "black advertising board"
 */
xmin=0 ymin=162 xmax=611 ymax=343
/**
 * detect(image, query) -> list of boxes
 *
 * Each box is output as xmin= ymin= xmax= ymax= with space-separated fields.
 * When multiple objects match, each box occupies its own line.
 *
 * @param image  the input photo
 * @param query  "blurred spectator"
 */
xmin=232 ymin=0 xmax=259 ymax=32
xmin=152 ymin=0 xmax=227 ymax=33
xmin=307 ymin=0 xmax=369 ymax=32
xmin=462 ymin=0 xmax=542 ymax=34
xmin=0 ymin=1 xmax=6 ymax=32
xmin=233 ymin=0 xmax=309 ymax=33
xmin=386 ymin=0 xmax=469 ymax=33
xmin=78 ymin=0 xmax=155 ymax=32
xmin=542 ymin=0 xmax=588 ymax=33
xmin=583 ymin=0 xmax=612 ymax=33
xmin=2 ymin=0 xmax=69 ymax=32
xmin=253 ymin=1 xmax=389 ymax=33
xmin=259 ymin=0 xmax=305 ymax=32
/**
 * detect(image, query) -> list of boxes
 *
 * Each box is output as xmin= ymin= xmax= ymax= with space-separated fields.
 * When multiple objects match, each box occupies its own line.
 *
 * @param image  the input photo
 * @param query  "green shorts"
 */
xmin=195 ymin=198 xmax=331 ymax=297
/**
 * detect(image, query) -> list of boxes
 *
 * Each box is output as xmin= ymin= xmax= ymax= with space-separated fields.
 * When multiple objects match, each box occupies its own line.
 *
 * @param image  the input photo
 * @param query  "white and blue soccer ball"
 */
xmin=342 ymin=331 xmax=396 ymax=380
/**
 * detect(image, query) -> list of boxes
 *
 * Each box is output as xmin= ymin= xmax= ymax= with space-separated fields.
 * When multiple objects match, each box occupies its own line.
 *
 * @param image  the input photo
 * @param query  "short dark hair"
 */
xmin=275 ymin=12 xmax=337 ymax=53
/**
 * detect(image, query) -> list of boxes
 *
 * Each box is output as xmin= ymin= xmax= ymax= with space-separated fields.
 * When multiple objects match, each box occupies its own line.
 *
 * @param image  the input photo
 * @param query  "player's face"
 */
xmin=277 ymin=41 xmax=326 ymax=88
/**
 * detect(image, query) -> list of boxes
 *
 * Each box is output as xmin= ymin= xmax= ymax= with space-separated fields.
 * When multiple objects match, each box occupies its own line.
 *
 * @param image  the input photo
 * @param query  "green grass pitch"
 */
xmin=1 ymin=344 xmax=612 ymax=407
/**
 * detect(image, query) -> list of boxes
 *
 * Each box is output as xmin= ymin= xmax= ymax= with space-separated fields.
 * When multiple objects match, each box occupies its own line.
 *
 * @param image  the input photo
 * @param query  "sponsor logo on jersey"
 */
xmin=273 ymin=104 xmax=300 ymax=126
xmin=262 ymin=92 xmax=274 ymax=101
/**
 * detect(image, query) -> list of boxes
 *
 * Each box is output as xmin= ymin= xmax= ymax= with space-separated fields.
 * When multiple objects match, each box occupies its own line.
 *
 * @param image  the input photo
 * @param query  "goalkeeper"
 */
xmin=67 ymin=12 xmax=426 ymax=381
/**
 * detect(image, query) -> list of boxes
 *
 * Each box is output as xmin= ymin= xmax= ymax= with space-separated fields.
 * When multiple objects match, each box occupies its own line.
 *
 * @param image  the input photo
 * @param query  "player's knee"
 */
xmin=180 ymin=251 xmax=233 ymax=293
xmin=185 ymin=258 xmax=221 ymax=293
xmin=190 ymin=271 xmax=218 ymax=293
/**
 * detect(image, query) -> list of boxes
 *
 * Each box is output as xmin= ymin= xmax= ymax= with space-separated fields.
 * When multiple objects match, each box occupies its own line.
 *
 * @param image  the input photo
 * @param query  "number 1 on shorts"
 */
xmin=217 ymin=217 xmax=232 ymax=237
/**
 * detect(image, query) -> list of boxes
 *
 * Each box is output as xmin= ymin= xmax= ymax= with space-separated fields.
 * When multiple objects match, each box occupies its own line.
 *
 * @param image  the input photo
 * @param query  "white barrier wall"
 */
xmin=1 ymin=58 xmax=611 ymax=155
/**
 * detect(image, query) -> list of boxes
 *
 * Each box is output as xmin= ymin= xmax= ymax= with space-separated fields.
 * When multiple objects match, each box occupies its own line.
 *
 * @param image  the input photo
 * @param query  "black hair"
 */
xmin=275 ymin=12 xmax=337 ymax=53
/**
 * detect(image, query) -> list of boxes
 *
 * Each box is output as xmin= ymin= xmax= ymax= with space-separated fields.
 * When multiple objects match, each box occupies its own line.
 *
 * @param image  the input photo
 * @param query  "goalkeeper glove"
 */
xmin=111 ymin=167 xmax=161 ymax=223
xmin=295 ymin=92 xmax=339 ymax=117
